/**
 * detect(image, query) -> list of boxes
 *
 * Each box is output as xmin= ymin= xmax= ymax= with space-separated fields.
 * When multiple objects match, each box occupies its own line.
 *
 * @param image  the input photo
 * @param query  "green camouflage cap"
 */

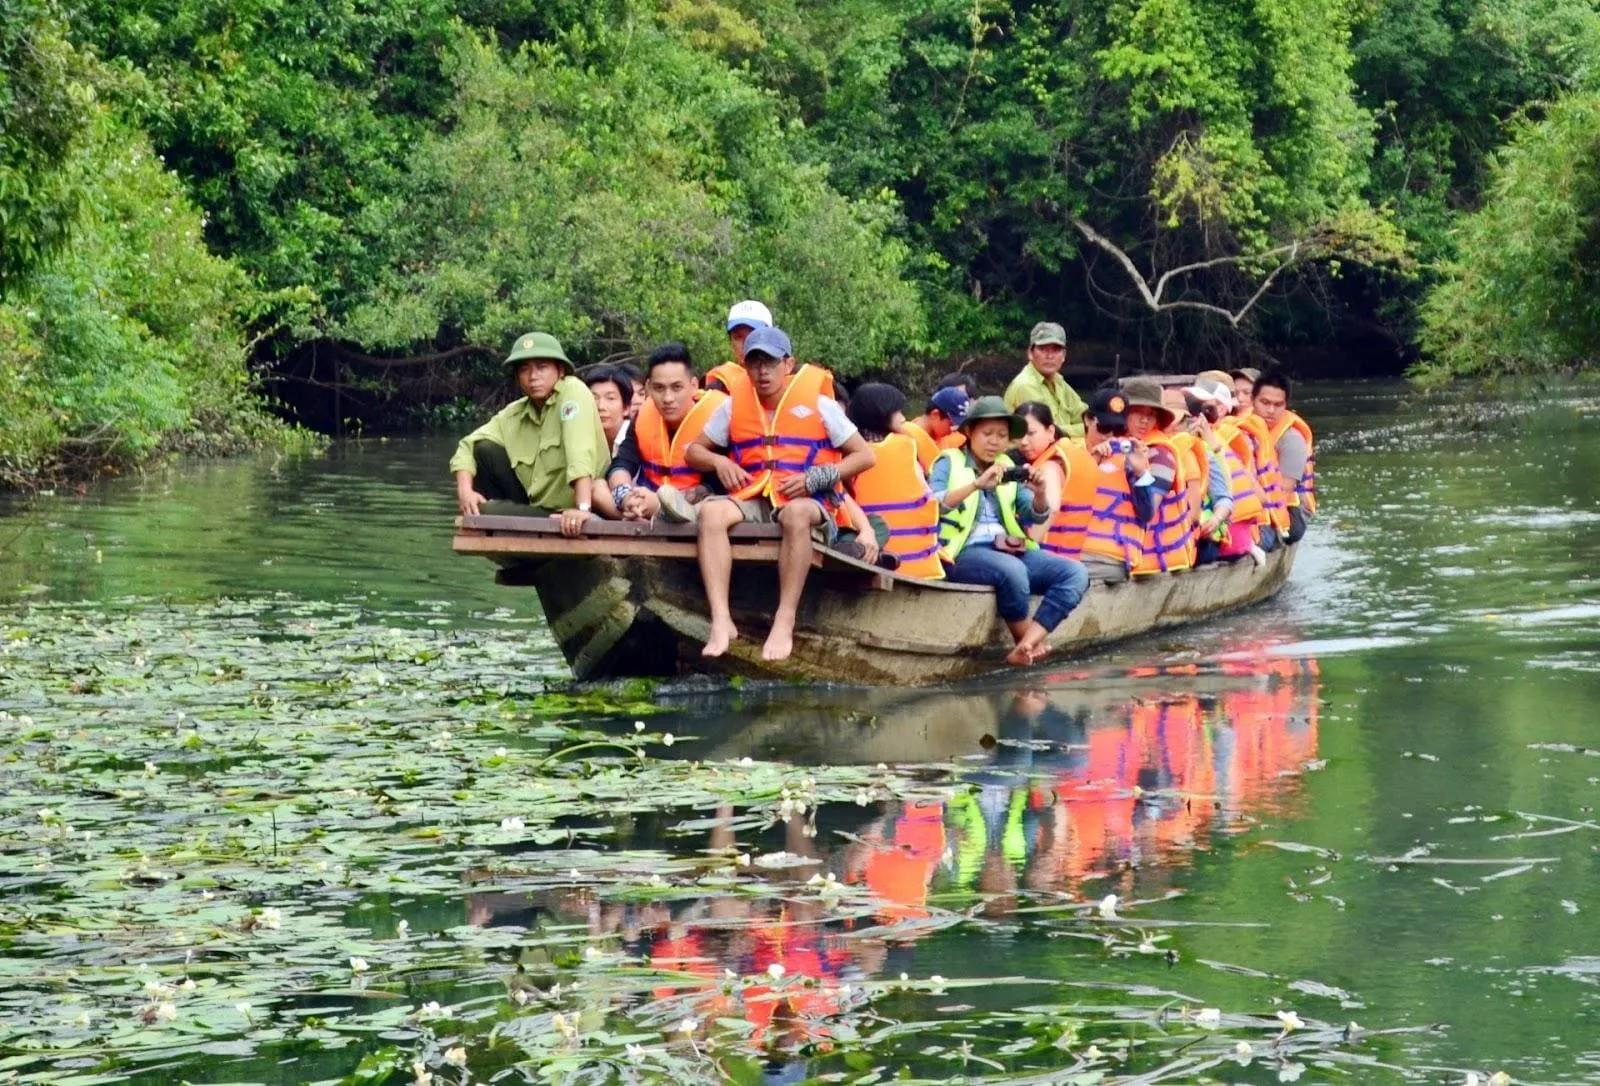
xmin=505 ymin=331 xmax=573 ymax=372
xmin=960 ymin=395 xmax=1026 ymax=440
xmin=1029 ymin=321 xmax=1068 ymax=348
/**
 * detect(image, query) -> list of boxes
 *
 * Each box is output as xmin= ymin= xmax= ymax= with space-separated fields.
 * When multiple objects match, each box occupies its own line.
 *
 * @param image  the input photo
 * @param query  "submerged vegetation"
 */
xmin=1 ymin=598 xmax=1426 ymax=1083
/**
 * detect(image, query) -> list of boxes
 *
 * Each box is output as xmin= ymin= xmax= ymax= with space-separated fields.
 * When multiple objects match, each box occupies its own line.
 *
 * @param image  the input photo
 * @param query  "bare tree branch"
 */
xmin=1071 ymin=218 xmax=1306 ymax=329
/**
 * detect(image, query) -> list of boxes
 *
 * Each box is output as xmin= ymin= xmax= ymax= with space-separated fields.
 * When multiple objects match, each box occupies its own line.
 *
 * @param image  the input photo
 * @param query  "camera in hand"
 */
xmin=999 ymin=465 xmax=1032 ymax=484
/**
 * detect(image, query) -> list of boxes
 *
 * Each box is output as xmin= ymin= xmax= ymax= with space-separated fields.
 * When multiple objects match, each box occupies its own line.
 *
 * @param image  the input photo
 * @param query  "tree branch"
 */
xmin=333 ymin=344 xmax=495 ymax=368
xmin=1071 ymin=218 xmax=1307 ymax=329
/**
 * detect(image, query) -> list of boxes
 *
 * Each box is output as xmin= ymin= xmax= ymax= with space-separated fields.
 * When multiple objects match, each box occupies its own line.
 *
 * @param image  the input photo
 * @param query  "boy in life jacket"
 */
xmin=600 ymin=342 xmax=726 ymax=522
xmin=904 ymin=385 xmax=970 ymax=471
xmin=843 ymin=383 xmax=944 ymax=579
xmin=705 ymin=299 xmax=772 ymax=395
xmin=932 ymin=397 xmax=1089 ymax=666
xmin=1251 ymin=371 xmax=1316 ymax=544
xmin=685 ymin=326 xmax=877 ymax=662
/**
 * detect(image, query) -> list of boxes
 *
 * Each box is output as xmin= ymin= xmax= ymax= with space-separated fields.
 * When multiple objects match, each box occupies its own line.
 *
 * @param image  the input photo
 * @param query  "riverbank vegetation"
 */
xmin=4 ymin=0 xmax=1600 ymax=483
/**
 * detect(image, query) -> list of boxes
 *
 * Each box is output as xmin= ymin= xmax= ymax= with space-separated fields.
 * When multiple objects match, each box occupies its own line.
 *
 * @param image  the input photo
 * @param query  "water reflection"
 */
xmin=467 ymin=656 xmax=1321 ymax=1053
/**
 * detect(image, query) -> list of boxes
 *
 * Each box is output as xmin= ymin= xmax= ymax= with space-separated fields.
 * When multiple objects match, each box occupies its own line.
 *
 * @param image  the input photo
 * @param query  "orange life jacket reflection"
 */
xmin=1268 ymin=410 xmax=1317 ymax=515
xmin=1134 ymin=433 xmax=1193 ymax=574
xmin=853 ymin=433 xmax=943 ymax=579
xmin=728 ymin=364 xmax=843 ymax=507
xmin=635 ymin=389 xmax=727 ymax=491
xmin=1034 ymin=439 xmax=1097 ymax=560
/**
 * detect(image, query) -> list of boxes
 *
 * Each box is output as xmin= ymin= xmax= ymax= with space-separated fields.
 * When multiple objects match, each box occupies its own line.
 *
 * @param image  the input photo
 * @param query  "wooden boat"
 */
xmin=453 ymin=514 xmax=1297 ymax=686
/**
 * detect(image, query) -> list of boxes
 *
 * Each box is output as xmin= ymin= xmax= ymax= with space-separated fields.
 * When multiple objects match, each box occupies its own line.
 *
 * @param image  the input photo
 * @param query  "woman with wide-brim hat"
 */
xmin=928 ymin=396 xmax=1090 ymax=667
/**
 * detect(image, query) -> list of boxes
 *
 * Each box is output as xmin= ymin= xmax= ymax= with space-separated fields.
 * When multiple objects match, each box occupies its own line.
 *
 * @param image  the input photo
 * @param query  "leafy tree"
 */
xmin=1416 ymin=92 xmax=1600 ymax=380
xmin=0 ymin=0 xmax=95 ymax=292
xmin=337 ymin=24 xmax=924 ymax=374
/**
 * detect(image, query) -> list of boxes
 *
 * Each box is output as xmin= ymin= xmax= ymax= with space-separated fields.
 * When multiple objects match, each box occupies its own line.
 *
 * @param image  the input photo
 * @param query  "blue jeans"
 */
xmin=947 ymin=544 xmax=1090 ymax=632
xmin=1258 ymin=524 xmax=1280 ymax=552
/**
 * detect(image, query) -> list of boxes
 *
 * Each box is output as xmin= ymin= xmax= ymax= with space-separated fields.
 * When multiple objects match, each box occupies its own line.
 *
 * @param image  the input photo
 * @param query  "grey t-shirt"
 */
xmin=1276 ymin=429 xmax=1309 ymax=489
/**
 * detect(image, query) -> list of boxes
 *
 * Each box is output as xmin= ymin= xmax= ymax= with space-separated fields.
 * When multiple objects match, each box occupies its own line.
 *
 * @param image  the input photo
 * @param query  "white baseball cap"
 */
xmin=726 ymin=300 xmax=773 ymax=332
xmin=1186 ymin=377 xmax=1234 ymax=409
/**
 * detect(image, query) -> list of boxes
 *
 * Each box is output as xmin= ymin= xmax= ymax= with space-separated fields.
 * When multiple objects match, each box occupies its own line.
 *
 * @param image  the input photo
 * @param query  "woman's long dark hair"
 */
xmin=846 ymin=382 xmax=908 ymax=443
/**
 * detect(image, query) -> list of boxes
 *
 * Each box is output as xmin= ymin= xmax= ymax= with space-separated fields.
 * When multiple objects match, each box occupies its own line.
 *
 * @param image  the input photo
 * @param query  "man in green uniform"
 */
xmin=449 ymin=332 xmax=609 ymax=537
xmin=1004 ymin=322 xmax=1089 ymax=440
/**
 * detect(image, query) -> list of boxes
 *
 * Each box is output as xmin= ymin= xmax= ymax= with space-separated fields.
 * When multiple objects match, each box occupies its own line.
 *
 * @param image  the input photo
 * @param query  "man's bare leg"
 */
xmin=698 ymin=498 xmax=744 ymax=656
xmin=763 ymin=501 xmax=821 ymax=662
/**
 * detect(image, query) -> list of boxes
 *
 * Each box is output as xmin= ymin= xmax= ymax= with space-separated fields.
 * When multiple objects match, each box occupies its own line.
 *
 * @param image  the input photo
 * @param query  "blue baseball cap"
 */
xmin=928 ymin=386 xmax=970 ymax=425
xmin=742 ymin=325 xmax=792 ymax=361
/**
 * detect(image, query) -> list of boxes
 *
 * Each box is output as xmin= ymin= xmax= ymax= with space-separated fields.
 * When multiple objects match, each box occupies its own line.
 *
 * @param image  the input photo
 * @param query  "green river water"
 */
xmin=2 ymin=380 xmax=1598 ymax=1084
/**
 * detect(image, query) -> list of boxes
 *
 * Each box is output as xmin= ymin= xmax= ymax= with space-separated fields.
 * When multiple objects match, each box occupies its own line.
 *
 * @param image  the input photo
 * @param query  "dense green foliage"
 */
xmin=1416 ymin=91 xmax=1600 ymax=379
xmin=5 ymin=0 xmax=1600 ymax=480
xmin=0 ymin=5 xmax=284 ymax=488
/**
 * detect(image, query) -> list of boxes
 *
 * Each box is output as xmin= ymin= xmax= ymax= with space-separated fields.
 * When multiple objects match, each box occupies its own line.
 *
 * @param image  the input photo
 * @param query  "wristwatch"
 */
xmin=576 ymin=501 xmax=592 ymax=513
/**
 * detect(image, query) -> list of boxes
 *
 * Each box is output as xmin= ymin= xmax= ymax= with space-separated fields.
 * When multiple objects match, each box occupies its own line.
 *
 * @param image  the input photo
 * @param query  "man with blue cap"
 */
xmin=686 ymin=326 xmax=877 ymax=662
xmin=905 ymin=385 xmax=970 ymax=471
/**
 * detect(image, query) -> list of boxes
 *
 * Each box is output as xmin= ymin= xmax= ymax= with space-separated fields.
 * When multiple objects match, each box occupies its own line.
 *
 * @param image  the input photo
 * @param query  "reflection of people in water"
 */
xmin=463 ymin=658 xmax=1320 ymax=1055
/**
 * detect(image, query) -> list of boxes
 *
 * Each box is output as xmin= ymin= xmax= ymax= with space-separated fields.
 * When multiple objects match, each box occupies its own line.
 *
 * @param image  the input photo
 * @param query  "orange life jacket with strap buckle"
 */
xmin=728 ymin=364 xmax=844 ymax=508
xmin=1082 ymin=451 xmax=1141 ymax=571
xmin=852 ymin=433 xmax=943 ymax=579
xmin=1134 ymin=433 xmax=1194 ymax=574
xmin=1033 ymin=439 xmax=1098 ymax=561
xmin=1268 ymin=410 xmax=1317 ymax=516
xmin=635 ymin=389 xmax=727 ymax=491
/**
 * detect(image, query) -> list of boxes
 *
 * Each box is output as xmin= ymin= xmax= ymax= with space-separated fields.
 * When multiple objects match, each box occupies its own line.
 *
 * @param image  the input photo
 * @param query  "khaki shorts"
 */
xmin=712 ymin=496 xmax=838 ymax=545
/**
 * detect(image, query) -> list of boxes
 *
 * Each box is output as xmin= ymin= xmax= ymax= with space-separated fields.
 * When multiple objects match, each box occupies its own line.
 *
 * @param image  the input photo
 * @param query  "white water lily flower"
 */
xmin=677 ymin=1017 xmax=699 ymax=1034
xmin=154 ymin=1002 xmax=177 ymax=1021
xmin=767 ymin=963 xmax=785 ymax=981
xmin=1194 ymin=1007 xmax=1222 ymax=1029
xmin=72 ymin=1010 xmax=92 ymax=1028
xmin=1487 ymin=1074 xmax=1511 ymax=1086
xmin=494 ymin=746 xmax=508 ymax=758
xmin=179 ymin=978 xmax=196 ymax=993
xmin=143 ymin=980 xmax=173 ymax=1000
xmin=1279 ymin=1062 xmax=1305 ymax=1082
xmin=1235 ymin=1040 xmax=1253 ymax=1060
xmin=416 ymin=1001 xmax=445 ymax=1020
xmin=258 ymin=907 xmax=282 ymax=930
xmin=1465 ymin=1074 xmax=1483 ymax=1086
xmin=855 ymin=790 xmax=871 ymax=806
xmin=634 ymin=720 xmax=646 ymax=732
xmin=235 ymin=1002 xmax=252 ymax=1017
xmin=349 ymin=956 xmax=369 ymax=974
xmin=929 ymin=975 xmax=947 ymax=992
xmin=584 ymin=946 xmax=603 ymax=961
xmin=1276 ymin=1010 xmax=1304 ymax=1032
xmin=661 ymin=733 xmax=675 ymax=747
xmin=144 ymin=761 xmax=158 ymax=776
xmin=1098 ymin=894 xmax=1119 ymax=919
xmin=37 ymin=808 xmax=55 ymax=822
xmin=512 ymin=987 xmax=529 ymax=1005
xmin=396 ymin=919 xmax=410 ymax=938
xmin=1084 ymin=1044 xmax=1102 ymax=1060
xmin=737 ymin=853 xmax=750 ymax=867
xmin=739 ymin=756 xmax=753 ymax=766
xmin=500 ymin=816 xmax=525 ymax=833
xmin=412 ymin=1061 xmax=433 ymax=1086
xmin=626 ymin=1042 xmax=651 ymax=1062
xmin=443 ymin=1046 xmax=467 ymax=1067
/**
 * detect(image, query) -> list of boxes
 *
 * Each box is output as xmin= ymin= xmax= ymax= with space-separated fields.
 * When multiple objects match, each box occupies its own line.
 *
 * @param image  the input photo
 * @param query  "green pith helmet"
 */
xmin=505 ymin=331 xmax=573 ymax=374
xmin=961 ymin=395 xmax=1025 ymax=440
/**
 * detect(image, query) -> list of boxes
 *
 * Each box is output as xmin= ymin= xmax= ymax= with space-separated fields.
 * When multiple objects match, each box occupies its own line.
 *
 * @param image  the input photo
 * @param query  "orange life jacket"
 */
xmin=901 ymin=420 xmax=942 ymax=473
xmin=939 ymin=432 xmax=967 ymax=450
xmin=1168 ymin=431 xmax=1208 ymax=532
xmin=705 ymin=362 xmax=747 ymax=395
xmin=1134 ymin=433 xmax=1194 ymax=574
xmin=634 ymin=389 xmax=727 ymax=491
xmin=1214 ymin=421 xmax=1264 ymax=528
xmin=1082 ymin=452 xmax=1140 ymax=570
xmin=1034 ymin=439 xmax=1098 ymax=560
xmin=1238 ymin=413 xmax=1291 ymax=533
xmin=852 ymin=433 xmax=944 ymax=579
xmin=1268 ymin=410 xmax=1317 ymax=516
xmin=728 ymin=364 xmax=843 ymax=507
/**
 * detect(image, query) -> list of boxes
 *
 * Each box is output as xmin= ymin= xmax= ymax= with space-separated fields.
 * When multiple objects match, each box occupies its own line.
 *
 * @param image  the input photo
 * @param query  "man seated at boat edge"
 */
xmin=684 ymin=325 xmax=877 ymax=662
xmin=932 ymin=396 xmax=1090 ymax=666
xmin=599 ymin=342 xmax=727 ymax=522
xmin=449 ymin=331 xmax=608 ymax=538
xmin=1251 ymin=371 xmax=1316 ymax=545
xmin=1004 ymin=322 xmax=1089 ymax=441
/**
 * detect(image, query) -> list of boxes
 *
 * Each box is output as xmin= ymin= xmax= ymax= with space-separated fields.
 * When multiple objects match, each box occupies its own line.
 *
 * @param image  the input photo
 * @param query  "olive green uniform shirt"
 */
xmin=448 ymin=376 xmax=608 ymax=509
xmin=1004 ymin=364 xmax=1088 ymax=440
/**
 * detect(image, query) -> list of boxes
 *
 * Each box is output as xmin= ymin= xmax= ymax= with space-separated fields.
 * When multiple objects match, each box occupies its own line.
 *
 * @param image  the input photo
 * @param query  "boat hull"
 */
xmin=486 ymin=541 xmax=1296 ymax=686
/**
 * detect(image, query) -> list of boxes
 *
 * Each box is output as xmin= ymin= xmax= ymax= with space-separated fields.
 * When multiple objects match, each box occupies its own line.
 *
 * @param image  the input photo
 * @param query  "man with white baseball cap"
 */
xmin=705 ymin=300 xmax=774 ymax=395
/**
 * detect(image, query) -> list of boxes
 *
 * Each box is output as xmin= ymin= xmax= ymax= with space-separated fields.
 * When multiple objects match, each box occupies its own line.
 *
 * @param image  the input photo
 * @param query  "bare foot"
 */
xmin=1028 ymin=642 xmax=1054 ymax=664
xmin=1006 ymin=643 xmax=1033 ymax=667
xmin=761 ymin=626 xmax=795 ymax=662
xmin=702 ymin=622 xmax=738 ymax=657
